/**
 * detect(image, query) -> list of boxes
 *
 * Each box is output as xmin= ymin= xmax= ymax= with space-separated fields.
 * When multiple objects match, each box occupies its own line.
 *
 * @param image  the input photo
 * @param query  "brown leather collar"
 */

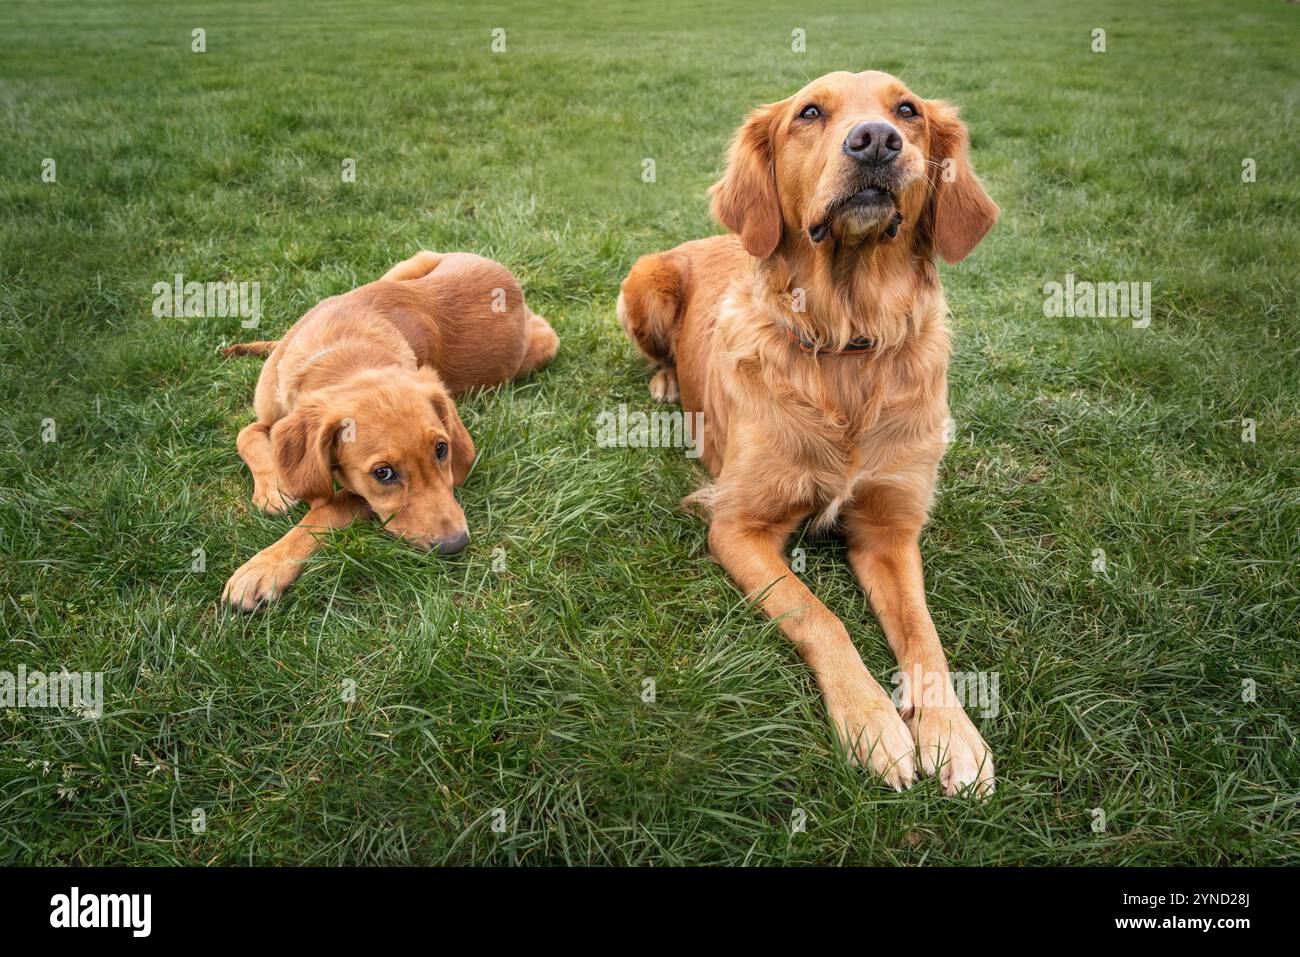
xmin=778 ymin=318 xmax=877 ymax=355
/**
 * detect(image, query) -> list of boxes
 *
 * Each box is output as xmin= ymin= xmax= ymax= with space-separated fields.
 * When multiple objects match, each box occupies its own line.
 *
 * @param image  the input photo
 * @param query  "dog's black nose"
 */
xmin=843 ymin=121 xmax=902 ymax=165
xmin=433 ymin=530 xmax=470 ymax=556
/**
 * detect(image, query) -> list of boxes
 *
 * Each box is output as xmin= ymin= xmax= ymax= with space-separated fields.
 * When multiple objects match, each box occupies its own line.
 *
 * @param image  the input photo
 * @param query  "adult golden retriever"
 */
xmin=618 ymin=71 xmax=999 ymax=794
xmin=222 ymin=251 xmax=558 ymax=611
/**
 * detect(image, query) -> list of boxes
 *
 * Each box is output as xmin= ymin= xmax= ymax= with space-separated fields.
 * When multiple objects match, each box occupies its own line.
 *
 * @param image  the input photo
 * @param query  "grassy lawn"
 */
xmin=1 ymin=0 xmax=1297 ymax=865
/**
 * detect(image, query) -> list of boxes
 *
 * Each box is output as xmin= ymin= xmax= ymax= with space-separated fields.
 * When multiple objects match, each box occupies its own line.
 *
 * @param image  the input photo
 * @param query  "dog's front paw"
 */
xmin=251 ymin=487 xmax=298 ymax=515
xmin=909 ymin=706 xmax=994 ymax=797
xmin=825 ymin=677 xmax=917 ymax=791
xmin=222 ymin=553 xmax=302 ymax=612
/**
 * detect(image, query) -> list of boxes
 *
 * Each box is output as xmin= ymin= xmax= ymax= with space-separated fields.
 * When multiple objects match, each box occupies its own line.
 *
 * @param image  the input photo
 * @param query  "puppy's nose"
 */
xmin=843 ymin=121 xmax=902 ymax=165
xmin=432 ymin=530 xmax=469 ymax=556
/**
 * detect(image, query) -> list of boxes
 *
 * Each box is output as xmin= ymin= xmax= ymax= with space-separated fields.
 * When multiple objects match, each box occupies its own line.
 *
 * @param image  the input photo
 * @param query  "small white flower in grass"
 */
xmin=132 ymin=754 xmax=166 ymax=776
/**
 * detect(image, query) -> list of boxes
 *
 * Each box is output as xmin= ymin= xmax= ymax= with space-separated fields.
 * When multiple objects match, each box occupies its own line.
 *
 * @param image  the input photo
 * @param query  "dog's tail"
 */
xmin=221 ymin=340 xmax=279 ymax=358
xmin=617 ymin=252 xmax=686 ymax=368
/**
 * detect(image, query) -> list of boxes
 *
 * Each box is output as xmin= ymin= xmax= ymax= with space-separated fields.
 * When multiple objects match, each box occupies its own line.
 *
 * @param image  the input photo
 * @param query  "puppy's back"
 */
xmin=375 ymin=253 xmax=530 ymax=394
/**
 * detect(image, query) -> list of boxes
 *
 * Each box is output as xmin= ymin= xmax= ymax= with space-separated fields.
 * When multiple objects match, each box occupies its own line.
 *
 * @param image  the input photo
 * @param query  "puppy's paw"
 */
xmin=222 ymin=553 xmax=303 ymax=612
xmin=251 ymin=487 xmax=298 ymax=515
xmin=825 ymin=678 xmax=917 ymax=791
xmin=910 ymin=706 xmax=995 ymax=798
xmin=648 ymin=368 xmax=679 ymax=404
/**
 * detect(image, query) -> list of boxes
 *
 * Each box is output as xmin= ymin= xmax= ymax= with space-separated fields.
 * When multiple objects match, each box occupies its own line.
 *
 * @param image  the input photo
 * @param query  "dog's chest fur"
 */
xmin=712 ymin=287 xmax=951 ymax=523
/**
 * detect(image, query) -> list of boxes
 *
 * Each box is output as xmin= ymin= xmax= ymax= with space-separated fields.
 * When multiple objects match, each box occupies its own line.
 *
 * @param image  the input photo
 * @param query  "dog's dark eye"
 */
xmin=799 ymin=105 xmax=822 ymax=120
xmin=435 ymin=441 xmax=449 ymax=461
xmin=371 ymin=465 xmax=397 ymax=483
xmin=897 ymin=102 xmax=918 ymax=119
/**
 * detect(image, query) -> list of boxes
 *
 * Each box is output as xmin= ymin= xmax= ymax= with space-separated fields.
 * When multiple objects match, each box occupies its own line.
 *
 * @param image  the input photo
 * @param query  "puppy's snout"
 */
xmin=431 ymin=530 xmax=470 ymax=556
xmin=843 ymin=121 xmax=902 ymax=165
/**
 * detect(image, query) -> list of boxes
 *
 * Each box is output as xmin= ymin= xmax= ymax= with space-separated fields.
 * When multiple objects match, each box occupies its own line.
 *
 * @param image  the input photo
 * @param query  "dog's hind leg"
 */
xmin=236 ymin=421 xmax=298 ymax=515
xmin=648 ymin=368 xmax=679 ymax=404
xmin=514 ymin=310 xmax=560 ymax=378
xmin=380 ymin=250 xmax=444 ymax=283
xmin=617 ymin=253 xmax=683 ymax=404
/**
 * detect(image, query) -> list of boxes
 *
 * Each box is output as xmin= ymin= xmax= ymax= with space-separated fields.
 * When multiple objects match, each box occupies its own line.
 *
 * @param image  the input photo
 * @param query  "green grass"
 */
xmin=1 ymin=0 xmax=1297 ymax=865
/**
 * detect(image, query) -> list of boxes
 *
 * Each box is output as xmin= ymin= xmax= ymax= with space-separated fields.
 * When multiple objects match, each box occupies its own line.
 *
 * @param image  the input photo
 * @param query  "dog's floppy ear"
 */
xmin=418 ymin=368 xmax=476 ymax=487
xmin=925 ymin=100 xmax=999 ymax=264
xmin=710 ymin=102 xmax=783 ymax=259
xmin=271 ymin=398 xmax=340 ymax=503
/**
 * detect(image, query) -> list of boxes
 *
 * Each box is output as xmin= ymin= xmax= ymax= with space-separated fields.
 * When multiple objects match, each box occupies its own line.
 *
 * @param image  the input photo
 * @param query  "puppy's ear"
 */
xmin=710 ymin=102 xmax=783 ymax=259
xmin=270 ymin=398 xmax=340 ymax=503
xmin=418 ymin=368 xmax=476 ymax=487
xmin=925 ymin=101 xmax=999 ymax=263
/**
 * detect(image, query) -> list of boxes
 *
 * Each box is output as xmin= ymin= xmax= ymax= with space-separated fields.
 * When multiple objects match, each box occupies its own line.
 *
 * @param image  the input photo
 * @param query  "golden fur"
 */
xmin=223 ymin=251 xmax=558 ymax=611
xmin=618 ymin=71 xmax=999 ymax=794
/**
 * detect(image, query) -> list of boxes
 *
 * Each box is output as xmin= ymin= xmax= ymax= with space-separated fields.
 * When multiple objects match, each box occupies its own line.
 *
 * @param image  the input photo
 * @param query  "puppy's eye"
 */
xmin=897 ymin=102 xmax=918 ymax=119
xmin=799 ymin=105 xmax=822 ymax=120
xmin=371 ymin=466 xmax=397 ymax=483
xmin=435 ymin=441 xmax=449 ymax=461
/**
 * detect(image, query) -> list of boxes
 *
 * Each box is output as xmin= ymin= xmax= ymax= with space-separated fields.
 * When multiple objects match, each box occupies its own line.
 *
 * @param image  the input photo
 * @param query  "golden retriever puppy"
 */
xmin=222 ymin=251 xmax=558 ymax=611
xmin=618 ymin=71 xmax=999 ymax=794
